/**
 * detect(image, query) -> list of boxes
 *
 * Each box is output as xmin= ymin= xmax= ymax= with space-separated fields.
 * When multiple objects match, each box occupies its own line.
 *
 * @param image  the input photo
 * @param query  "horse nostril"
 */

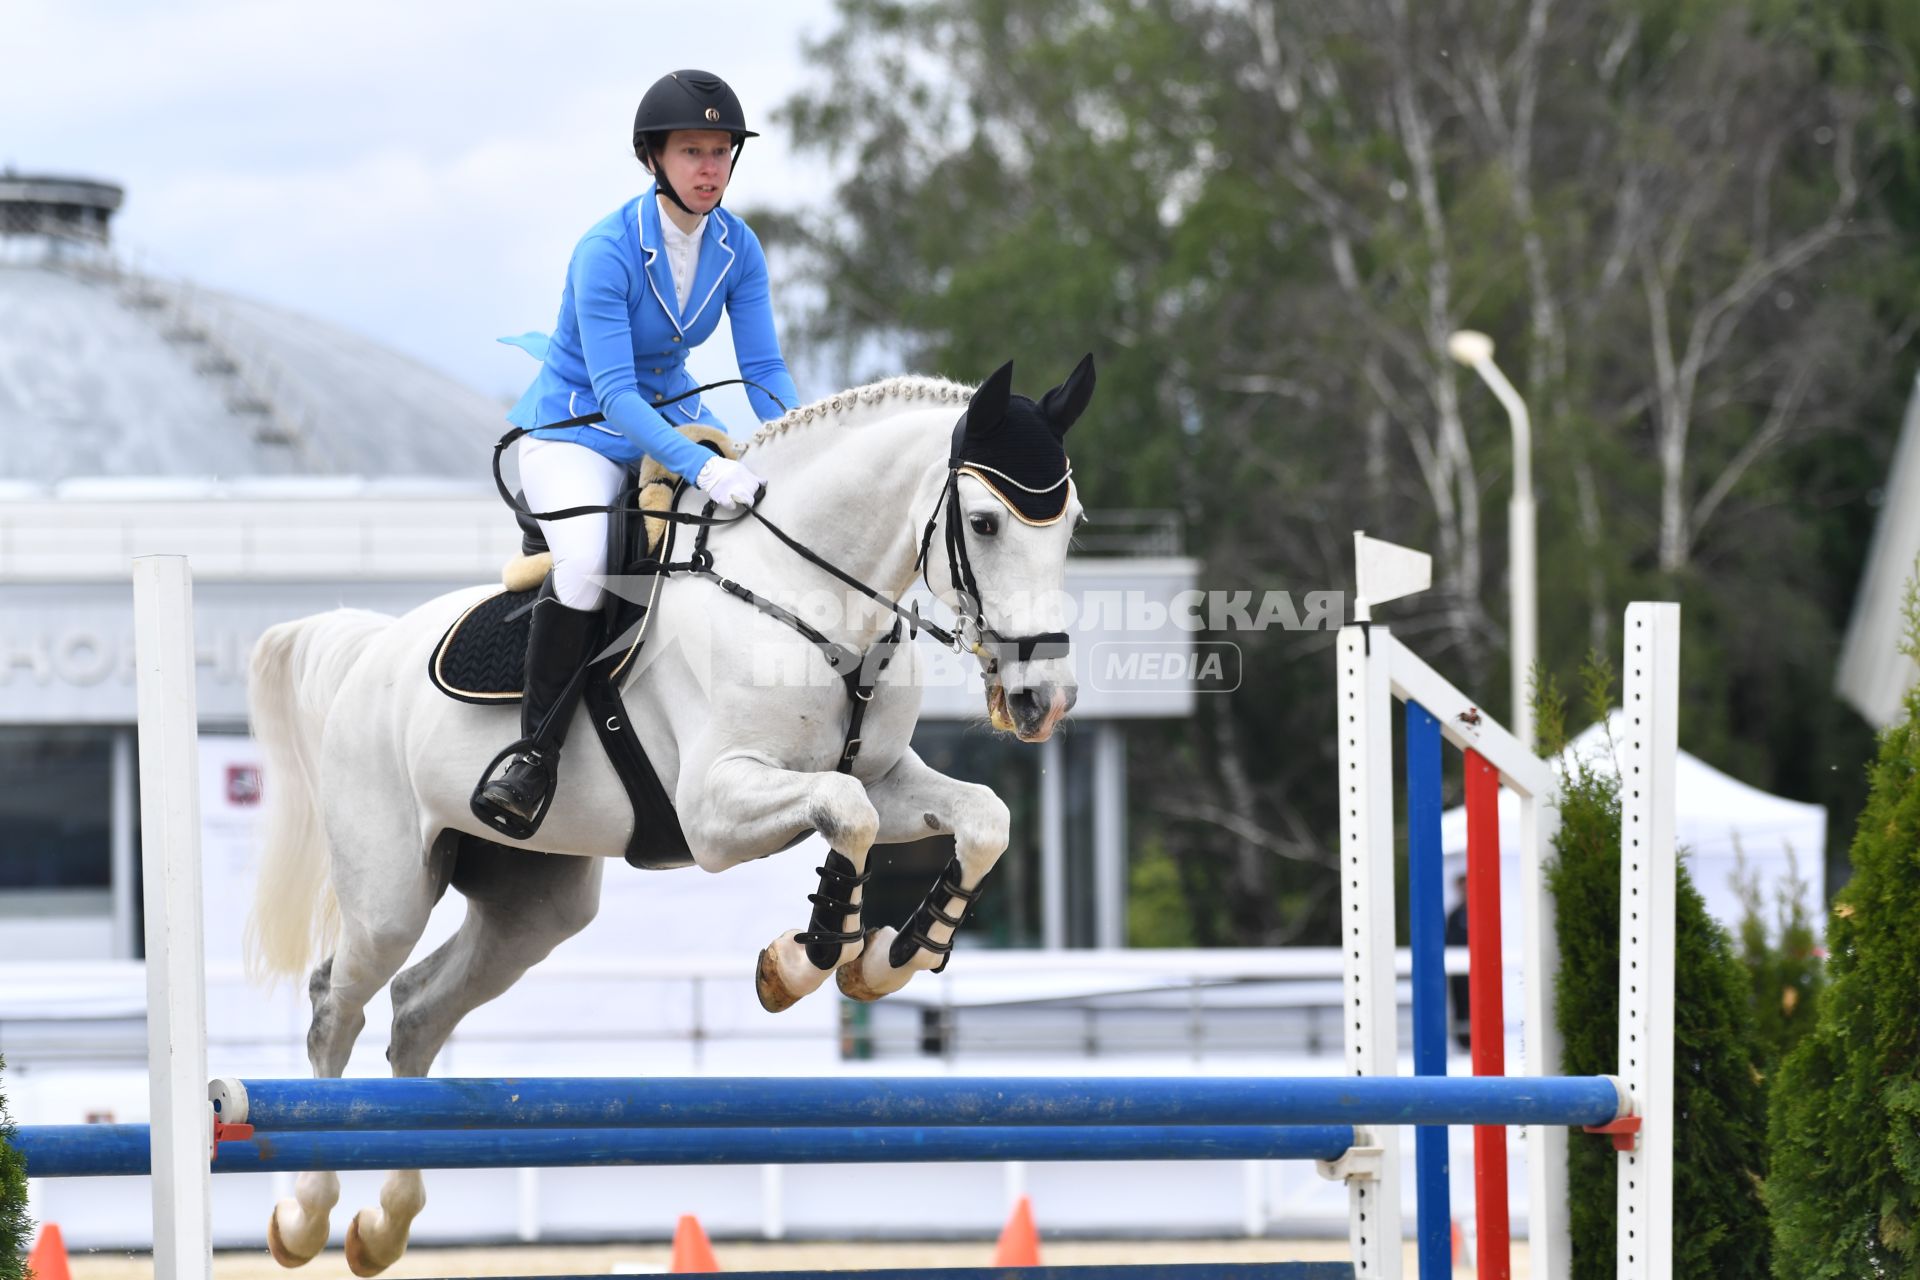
xmin=1009 ymin=689 xmax=1043 ymax=722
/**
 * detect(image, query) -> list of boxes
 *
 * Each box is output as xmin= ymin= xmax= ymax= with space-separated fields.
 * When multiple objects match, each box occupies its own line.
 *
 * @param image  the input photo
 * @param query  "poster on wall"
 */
xmin=197 ymin=731 xmax=313 ymax=1069
xmin=197 ymin=733 xmax=264 ymax=969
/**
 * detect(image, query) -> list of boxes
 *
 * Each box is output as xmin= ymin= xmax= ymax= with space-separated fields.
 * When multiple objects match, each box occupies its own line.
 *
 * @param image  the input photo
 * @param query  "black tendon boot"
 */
xmin=798 ymin=851 xmax=871 ymax=970
xmin=888 ymin=855 xmax=982 ymax=972
xmin=470 ymin=584 xmax=602 ymax=839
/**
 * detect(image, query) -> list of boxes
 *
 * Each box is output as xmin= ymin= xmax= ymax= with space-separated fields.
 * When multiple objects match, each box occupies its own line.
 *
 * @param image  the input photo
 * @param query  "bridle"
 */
xmin=688 ymin=409 xmax=1073 ymax=689
xmin=913 ymin=414 xmax=1073 ymax=671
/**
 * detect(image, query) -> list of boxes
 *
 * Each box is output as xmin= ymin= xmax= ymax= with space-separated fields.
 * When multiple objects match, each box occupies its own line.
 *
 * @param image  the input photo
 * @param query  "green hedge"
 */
xmin=1732 ymin=849 xmax=1824 ymax=1074
xmin=1541 ymin=663 xmax=1771 ymax=1279
xmin=1 ymin=1053 xmax=31 ymax=1280
xmin=1768 ymin=579 xmax=1920 ymax=1277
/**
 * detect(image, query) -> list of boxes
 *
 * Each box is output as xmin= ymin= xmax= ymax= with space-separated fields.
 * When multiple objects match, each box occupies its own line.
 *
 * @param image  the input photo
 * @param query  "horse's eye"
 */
xmin=968 ymin=512 xmax=998 ymax=537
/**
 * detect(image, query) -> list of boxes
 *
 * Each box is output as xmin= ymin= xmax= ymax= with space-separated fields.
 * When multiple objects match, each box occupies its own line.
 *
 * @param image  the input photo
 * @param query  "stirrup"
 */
xmin=470 ymin=739 xmax=559 ymax=841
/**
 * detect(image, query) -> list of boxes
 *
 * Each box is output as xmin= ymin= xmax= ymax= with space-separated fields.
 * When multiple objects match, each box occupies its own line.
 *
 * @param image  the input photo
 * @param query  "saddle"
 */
xmin=427 ymin=424 xmax=737 ymax=870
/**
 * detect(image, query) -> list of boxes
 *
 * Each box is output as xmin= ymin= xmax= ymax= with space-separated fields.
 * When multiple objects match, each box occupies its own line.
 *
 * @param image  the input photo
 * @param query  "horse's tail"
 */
xmin=244 ymin=608 xmax=393 ymax=985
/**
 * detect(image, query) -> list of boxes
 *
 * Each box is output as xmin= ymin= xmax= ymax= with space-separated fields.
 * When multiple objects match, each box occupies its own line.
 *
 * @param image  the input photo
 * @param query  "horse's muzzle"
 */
xmin=1006 ymin=683 xmax=1076 ymax=742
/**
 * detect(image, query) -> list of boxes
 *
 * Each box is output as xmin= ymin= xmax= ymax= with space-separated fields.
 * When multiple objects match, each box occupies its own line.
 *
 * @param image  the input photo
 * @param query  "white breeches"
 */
xmin=519 ymin=437 xmax=626 ymax=611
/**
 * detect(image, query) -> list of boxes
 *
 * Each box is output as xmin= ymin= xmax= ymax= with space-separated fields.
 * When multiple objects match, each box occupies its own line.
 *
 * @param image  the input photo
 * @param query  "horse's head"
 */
xmin=920 ymin=356 xmax=1094 ymax=743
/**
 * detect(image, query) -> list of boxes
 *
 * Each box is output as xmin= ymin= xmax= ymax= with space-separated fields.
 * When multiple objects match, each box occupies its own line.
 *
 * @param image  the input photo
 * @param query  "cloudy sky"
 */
xmin=6 ymin=0 xmax=844 ymax=418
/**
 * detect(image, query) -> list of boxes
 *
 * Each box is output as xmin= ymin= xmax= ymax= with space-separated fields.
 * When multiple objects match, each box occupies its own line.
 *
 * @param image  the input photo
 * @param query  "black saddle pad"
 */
xmin=437 ymin=461 xmax=697 ymax=704
xmin=429 ymin=587 xmax=542 ymax=703
xmin=427 ymin=582 xmax=660 ymax=704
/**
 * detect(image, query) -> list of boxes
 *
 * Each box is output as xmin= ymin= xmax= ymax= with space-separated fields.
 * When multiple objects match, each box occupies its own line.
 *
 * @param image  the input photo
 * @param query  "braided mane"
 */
xmin=742 ymin=375 xmax=974 ymax=457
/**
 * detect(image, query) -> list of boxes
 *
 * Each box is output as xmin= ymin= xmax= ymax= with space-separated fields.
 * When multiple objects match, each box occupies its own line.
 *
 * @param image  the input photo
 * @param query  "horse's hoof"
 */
xmin=756 ymin=929 xmax=837 ymax=1012
xmin=755 ymin=943 xmax=801 ymax=1013
xmin=836 ymin=925 xmax=920 ymax=1001
xmin=343 ymin=1211 xmax=401 ymax=1279
xmin=834 ymin=928 xmax=887 ymax=1001
xmin=266 ymin=1203 xmax=319 ymax=1269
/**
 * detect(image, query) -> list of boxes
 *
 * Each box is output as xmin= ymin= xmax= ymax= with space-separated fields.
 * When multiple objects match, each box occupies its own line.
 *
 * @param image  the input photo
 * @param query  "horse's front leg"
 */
xmin=837 ymin=748 xmax=1010 ymax=1002
xmin=684 ymin=752 xmax=880 ymax=1012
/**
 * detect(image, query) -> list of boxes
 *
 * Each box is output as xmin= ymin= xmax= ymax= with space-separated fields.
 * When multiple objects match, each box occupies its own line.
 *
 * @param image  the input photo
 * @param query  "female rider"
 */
xmin=473 ymin=69 xmax=793 ymax=838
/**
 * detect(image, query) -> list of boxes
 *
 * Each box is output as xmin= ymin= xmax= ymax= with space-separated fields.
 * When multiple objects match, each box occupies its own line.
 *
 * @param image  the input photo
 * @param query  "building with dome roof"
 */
xmin=0 ymin=172 xmax=1201 ymax=972
xmin=2 ymin=172 xmax=532 ymax=963
xmin=0 ymin=171 xmax=507 ymax=482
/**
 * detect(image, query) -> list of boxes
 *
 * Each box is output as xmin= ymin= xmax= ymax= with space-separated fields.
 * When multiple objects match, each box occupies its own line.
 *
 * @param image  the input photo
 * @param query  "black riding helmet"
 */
xmin=632 ymin=70 xmax=758 ymax=216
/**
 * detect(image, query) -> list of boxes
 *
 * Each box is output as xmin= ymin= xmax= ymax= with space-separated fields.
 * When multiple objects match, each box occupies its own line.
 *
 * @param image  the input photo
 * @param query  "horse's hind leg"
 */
xmin=837 ymin=748 xmax=1010 ymax=1001
xmin=341 ymin=840 xmax=603 ymax=1279
xmin=268 ymin=826 xmax=443 ymax=1270
xmin=265 ymin=960 xmax=344 ymax=1266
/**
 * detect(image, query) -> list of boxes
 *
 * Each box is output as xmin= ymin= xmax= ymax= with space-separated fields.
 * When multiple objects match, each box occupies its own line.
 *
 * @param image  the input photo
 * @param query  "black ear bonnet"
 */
xmin=951 ymin=354 xmax=1095 ymax=523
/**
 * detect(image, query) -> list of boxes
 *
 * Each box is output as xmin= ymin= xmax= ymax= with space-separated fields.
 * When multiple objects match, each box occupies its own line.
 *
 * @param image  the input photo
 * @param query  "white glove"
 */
xmin=695 ymin=457 xmax=767 ymax=509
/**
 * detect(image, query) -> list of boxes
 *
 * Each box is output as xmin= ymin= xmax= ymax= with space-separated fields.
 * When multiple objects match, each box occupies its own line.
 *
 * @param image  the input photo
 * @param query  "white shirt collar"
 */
xmin=656 ymin=195 xmax=707 ymax=249
xmin=655 ymin=195 xmax=707 ymax=312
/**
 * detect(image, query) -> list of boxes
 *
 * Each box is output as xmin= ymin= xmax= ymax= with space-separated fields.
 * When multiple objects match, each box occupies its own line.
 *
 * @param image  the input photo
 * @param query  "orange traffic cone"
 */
xmin=992 ymin=1194 xmax=1041 ymax=1267
xmin=27 ymin=1223 xmax=73 ymax=1280
xmin=1451 ymin=1217 xmax=1474 ymax=1271
xmin=669 ymin=1213 xmax=721 ymax=1273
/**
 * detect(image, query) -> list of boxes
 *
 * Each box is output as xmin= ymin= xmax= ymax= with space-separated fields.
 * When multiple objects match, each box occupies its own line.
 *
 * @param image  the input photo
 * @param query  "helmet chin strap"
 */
xmin=654 ymin=171 xmax=697 ymax=217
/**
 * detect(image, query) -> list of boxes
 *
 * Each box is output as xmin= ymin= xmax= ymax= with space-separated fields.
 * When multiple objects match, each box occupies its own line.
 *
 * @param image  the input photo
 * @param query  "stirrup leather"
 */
xmin=796 ymin=850 xmax=872 ymax=970
xmin=888 ymin=855 xmax=982 ymax=972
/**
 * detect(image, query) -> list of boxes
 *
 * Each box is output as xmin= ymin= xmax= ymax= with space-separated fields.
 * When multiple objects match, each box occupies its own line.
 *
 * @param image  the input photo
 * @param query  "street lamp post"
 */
xmin=1447 ymin=330 xmax=1537 ymax=752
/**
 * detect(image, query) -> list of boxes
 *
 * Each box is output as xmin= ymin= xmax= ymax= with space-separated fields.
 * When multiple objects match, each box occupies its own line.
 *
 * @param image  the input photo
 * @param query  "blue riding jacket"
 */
xmin=502 ymin=188 xmax=801 ymax=479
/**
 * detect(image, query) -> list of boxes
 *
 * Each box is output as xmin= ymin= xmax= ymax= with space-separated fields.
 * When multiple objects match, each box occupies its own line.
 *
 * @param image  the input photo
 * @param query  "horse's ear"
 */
xmin=965 ymin=360 xmax=1015 ymax=441
xmin=1038 ymin=353 xmax=1096 ymax=438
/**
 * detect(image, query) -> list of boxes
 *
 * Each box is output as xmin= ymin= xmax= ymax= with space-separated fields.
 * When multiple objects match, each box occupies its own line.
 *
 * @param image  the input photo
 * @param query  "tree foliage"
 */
xmin=1768 ymin=572 xmax=1920 ymax=1278
xmin=760 ymin=0 xmax=1915 ymax=942
xmin=1540 ymin=661 xmax=1771 ymax=1279
xmin=1731 ymin=846 xmax=1824 ymax=1071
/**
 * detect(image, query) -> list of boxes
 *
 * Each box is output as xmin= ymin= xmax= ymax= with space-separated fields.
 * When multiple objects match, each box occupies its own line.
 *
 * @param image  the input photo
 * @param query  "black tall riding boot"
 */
xmin=470 ymin=583 xmax=602 ymax=839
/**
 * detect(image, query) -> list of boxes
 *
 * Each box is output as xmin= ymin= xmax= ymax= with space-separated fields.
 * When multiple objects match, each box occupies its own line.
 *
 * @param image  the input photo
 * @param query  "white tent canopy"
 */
xmin=1440 ymin=713 xmax=1827 ymax=938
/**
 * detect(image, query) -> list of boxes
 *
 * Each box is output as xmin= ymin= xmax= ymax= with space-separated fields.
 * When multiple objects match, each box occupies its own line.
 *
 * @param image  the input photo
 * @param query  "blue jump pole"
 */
xmin=13 ymin=1123 xmax=1357 ymax=1178
xmin=209 ymin=1074 xmax=1624 ymax=1133
xmin=1405 ymin=701 xmax=1452 ymax=1280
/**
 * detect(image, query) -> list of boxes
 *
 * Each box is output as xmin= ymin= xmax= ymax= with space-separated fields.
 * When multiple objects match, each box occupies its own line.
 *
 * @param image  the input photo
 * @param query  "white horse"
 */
xmin=243 ymin=360 xmax=1091 ymax=1274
